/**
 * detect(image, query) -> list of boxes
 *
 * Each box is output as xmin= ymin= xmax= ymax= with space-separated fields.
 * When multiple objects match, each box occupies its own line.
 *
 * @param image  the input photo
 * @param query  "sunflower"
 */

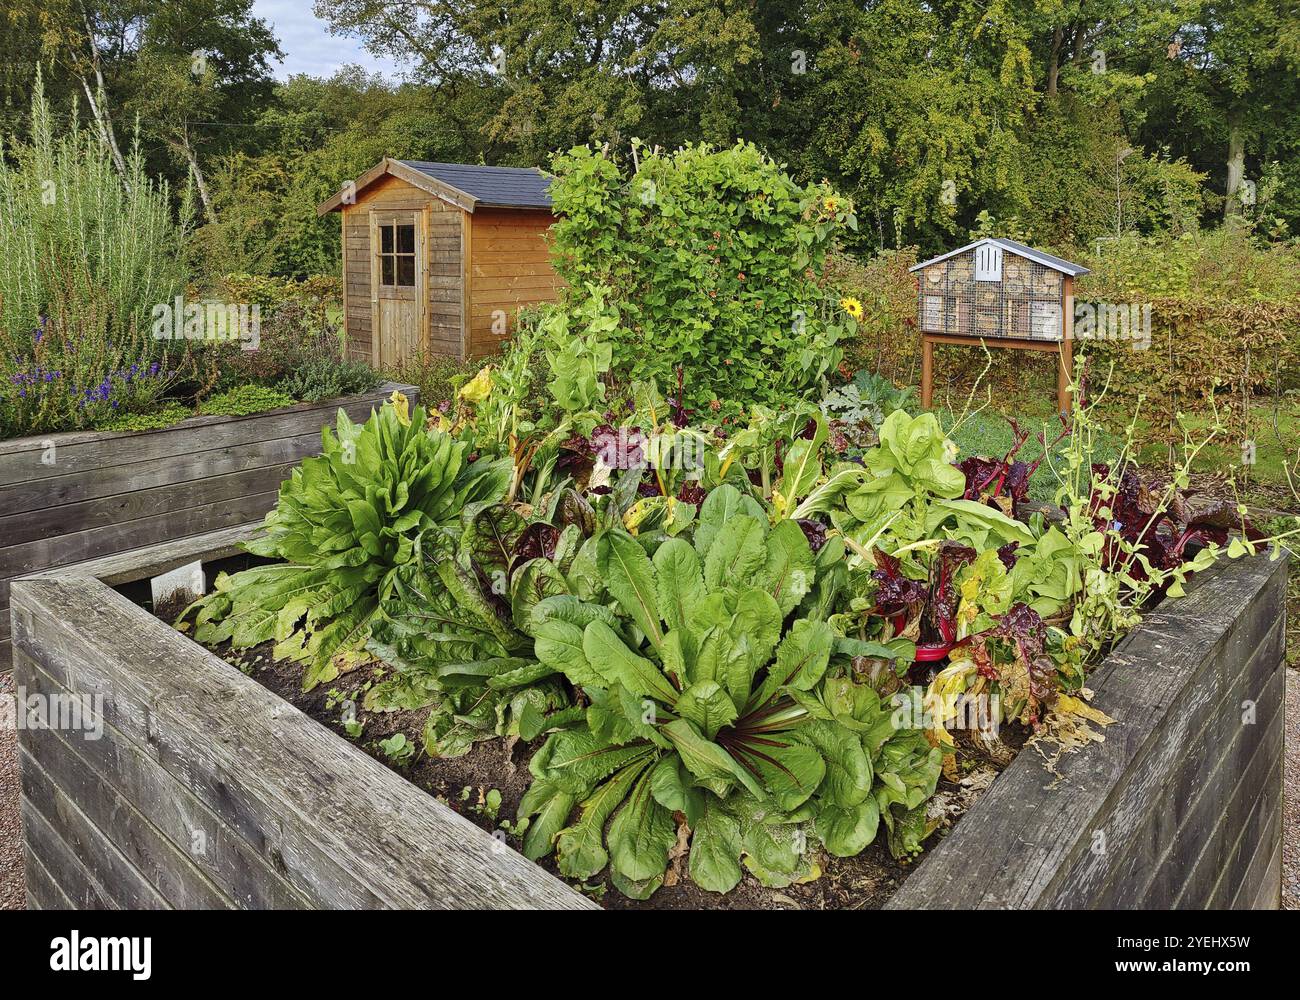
xmin=840 ymin=296 xmax=865 ymax=321
xmin=824 ymin=196 xmax=840 ymax=214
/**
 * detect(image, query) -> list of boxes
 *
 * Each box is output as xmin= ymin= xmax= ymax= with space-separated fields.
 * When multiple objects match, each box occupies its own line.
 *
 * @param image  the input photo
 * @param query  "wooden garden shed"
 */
xmin=318 ymin=158 xmax=559 ymax=364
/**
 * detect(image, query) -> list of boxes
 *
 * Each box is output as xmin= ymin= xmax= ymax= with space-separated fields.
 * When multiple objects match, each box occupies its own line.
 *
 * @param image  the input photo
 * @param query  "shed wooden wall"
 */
xmin=467 ymin=208 xmax=560 ymax=357
xmin=342 ymin=175 xmax=464 ymax=362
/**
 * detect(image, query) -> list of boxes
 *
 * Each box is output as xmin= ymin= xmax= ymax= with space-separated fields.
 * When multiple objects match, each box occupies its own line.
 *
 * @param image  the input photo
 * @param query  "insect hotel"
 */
xmin=318 ymin=159 xmax=559 ymax=365
xmin=911 ymin=238 xmax=1089 ymax=414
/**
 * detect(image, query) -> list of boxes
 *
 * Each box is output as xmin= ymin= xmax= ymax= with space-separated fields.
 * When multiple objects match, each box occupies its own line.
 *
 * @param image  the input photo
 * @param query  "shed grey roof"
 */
xmin=399 ymin=161 xmax=553 ymax=210
xmin=910 ymin=237 xmax=1089 ymax=277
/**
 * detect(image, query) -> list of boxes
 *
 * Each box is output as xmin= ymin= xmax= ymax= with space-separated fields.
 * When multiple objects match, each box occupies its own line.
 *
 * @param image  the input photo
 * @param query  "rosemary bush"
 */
xmin=0 ymin=76 xmax=193 ymax=438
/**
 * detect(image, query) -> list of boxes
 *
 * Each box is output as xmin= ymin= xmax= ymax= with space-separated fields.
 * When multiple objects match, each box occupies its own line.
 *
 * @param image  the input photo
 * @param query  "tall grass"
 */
xmin=0 ymin=75 xmax=194 ymax=437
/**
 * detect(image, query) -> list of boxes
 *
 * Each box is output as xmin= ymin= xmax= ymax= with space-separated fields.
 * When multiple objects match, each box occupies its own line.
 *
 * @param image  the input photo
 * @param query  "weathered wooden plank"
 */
xmin=11 ymin=576 xmax=597 ymax=910
xmin=23 ymin=841 xmax=75 ymax=910
xmin=1200 ymin=732 xmax=1283 ymax=909
xmin=20 ymin=763 xmax=169 ymax=910
xmin=0 ymin=463 xmax=296 ymax=549
xmin=19 ymin=658 xmax=311 ymax=909
xmin=20 ymin=741 xmax=234 ymax=909
xmin=0 ymin=489 xmax=281 ymax=606
xmin=1051 ymin=616 xmax=1284 ymax=907
xmin=0 ymin=431 xmax=320 ymax=517
xmin=886 ymin=554 xmax=1285 ymax=910
xmin=29 ymin=522 xmax=261 ymax=586
xmin=0 ymin=383 xmax=410 ymax=480
xmin=1119 ymin=663 xmax=1282 ymax=908
xmin=1240 ymin=836 xmax=1282 ymax=910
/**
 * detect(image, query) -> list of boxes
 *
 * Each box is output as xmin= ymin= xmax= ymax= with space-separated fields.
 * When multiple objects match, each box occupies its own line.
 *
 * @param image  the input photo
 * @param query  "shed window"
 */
xmin=378 ymin=222 xmax=417 ymax=287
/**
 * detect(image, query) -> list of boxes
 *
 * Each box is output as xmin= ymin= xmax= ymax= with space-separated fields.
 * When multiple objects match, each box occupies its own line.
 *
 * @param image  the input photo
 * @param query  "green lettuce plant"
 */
xmin=517 ymin=484 xmax=939 ymax=898
xmin=181 ymin=400 xmax=511 ymax=689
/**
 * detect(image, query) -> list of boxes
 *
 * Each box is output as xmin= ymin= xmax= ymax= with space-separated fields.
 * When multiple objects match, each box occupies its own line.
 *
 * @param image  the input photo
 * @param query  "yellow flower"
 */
xmin=388 ymin=390 xmax=410 ymax=426
xmin=824 ymin=196 xmax=840 ymax=214
xmin=839 ymin=296 xmax=864 ymax=321
xmin=458 ymin=365 xmax=493 ymax=404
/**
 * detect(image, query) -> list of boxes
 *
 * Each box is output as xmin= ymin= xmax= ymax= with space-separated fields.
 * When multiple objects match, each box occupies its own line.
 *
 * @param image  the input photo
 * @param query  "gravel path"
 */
xmin=1 ymin=673 xmax=26 ymax=910
xmin=1283 ymin=668 xmax=1299 ymax=910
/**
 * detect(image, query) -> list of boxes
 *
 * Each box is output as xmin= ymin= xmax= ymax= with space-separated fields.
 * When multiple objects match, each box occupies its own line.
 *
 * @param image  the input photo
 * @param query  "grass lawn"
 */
xmin=936 ymin=405 xmax=1120 ymax=504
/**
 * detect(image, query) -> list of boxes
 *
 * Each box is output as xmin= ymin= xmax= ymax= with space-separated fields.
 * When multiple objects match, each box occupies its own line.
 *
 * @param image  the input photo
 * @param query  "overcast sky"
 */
xmin=252 ymin=0 xmax=399 ymax=80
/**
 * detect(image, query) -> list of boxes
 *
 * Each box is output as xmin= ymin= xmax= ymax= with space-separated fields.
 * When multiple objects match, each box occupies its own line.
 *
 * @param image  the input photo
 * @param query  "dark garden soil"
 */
xmin=180 ymin=627 xmax=1026 ymax=910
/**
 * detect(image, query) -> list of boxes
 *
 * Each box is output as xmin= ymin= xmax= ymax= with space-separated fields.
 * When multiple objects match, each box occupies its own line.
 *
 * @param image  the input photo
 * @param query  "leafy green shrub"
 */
xmin=93 ymin=402 xmax=193 ymax=434
xmin=828 ymin=249 xmax=922 ymax=382
xmin=220 ymin=273 xmax=341 ymax=317
xmin=276 ymin=357 xmax=378 ymax=402
xmin=181 ymin=402 xmax=513 ymax=689
xmin=368 ymin=488 xmax=603 ymax=757
xmin=1077 ymin=230 xmax=1300 ymax=449
xmin=546 ymin=142 xmax=857 ymax=413
xmin=215 ymin=290 xmax=352 ymax=391
xmin=198 ymin=385 xmax=297 ymax=417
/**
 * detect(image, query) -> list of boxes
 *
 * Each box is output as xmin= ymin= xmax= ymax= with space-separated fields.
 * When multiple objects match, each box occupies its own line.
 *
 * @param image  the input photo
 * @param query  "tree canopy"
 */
xmin=3 ymin=0 xmax=1297 ymax=277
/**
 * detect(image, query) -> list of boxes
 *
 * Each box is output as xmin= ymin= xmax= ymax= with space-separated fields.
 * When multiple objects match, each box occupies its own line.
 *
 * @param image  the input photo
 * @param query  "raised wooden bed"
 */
xmin=0 ymin=382 xmax=416 ymax=672
xmin=8 ymin=528 xmax=1286 ymax=910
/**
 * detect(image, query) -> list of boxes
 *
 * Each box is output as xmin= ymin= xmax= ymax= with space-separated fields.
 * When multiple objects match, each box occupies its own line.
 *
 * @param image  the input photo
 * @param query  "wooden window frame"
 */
xmin=376 ymin=220 xmax=418 ymax=289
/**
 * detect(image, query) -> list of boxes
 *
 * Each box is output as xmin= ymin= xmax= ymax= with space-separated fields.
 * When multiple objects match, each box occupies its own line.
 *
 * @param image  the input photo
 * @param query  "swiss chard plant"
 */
xmin=364 ymin=485 xmax=604 ymax=757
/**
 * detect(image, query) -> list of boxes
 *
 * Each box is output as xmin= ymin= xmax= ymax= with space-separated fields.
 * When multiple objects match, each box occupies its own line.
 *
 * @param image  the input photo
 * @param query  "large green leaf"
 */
xmin=703 ymin=514 xmax=767 ymax=591
xmin=796 ymin=720 xmax=872 ymax=808
xmin=607 ymin=770 xmax=676 ymax=883
xmin=761 ymin=519 xmax=815 ymax=615
xmin=674 ymin=681 xmax=738 ymax=739
xmin=815 ymin=799 xmax=880 ymax=857
xmin=652 ymin=538 xmax=707 ymax=636
xmin=648 ymin=757 xmax=705 ymax=826
xmin=509 ymin=558 xmax=570 ymax=631
xmin=518 ymin=780 xmax=577 ymax=861
xmin=689 ymin=804 xmax=744 ymax=894
xmin=751 ymin=618 xmax=834 ymax=708
xmin=581 ymin=620 xmax=678 ymax=704
xmin=530 ymin=729 xmax=653 ymax=795
xmin=556 ymin=757 xmax=653 ymax=878
xmin=695 ymin=484 xmax=745 ymax=560
xmin=661 ymin=719 xmax=762 ymax=798
xmin=747 ymin=739 xmax=825 ymax=811
xmin=600 ymin=530 xmax=664 ymax=649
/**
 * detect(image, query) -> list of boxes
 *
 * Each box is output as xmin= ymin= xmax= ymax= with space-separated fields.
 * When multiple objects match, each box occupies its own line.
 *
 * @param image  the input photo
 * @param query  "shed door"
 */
xmin=371 ymin=211 xmax=424 ymax=366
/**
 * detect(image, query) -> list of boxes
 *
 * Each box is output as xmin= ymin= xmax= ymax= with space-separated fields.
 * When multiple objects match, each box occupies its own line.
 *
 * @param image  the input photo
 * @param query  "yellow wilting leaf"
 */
xmin=622 ymin=496 xmax=666 ymax=535
xmin=331 ymin=648 xmax=374 ymax=676
xmin=459 ymin=365 xmax=493 ymax=404
xmin=1055 ymin=694 xmax=1115 ymax=728
xmin=388 ymin=390 xmax=410 ymax=426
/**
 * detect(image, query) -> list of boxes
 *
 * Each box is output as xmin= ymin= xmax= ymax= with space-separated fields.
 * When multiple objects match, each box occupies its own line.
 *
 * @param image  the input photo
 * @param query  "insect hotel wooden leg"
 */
xmin=1057 ymin=337 xmax=1074 ymax=414
xmin=1058 ymin=273 xmax=1075 ymax=414
xmin=921 ymin=334 xmax=934 ymax=409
